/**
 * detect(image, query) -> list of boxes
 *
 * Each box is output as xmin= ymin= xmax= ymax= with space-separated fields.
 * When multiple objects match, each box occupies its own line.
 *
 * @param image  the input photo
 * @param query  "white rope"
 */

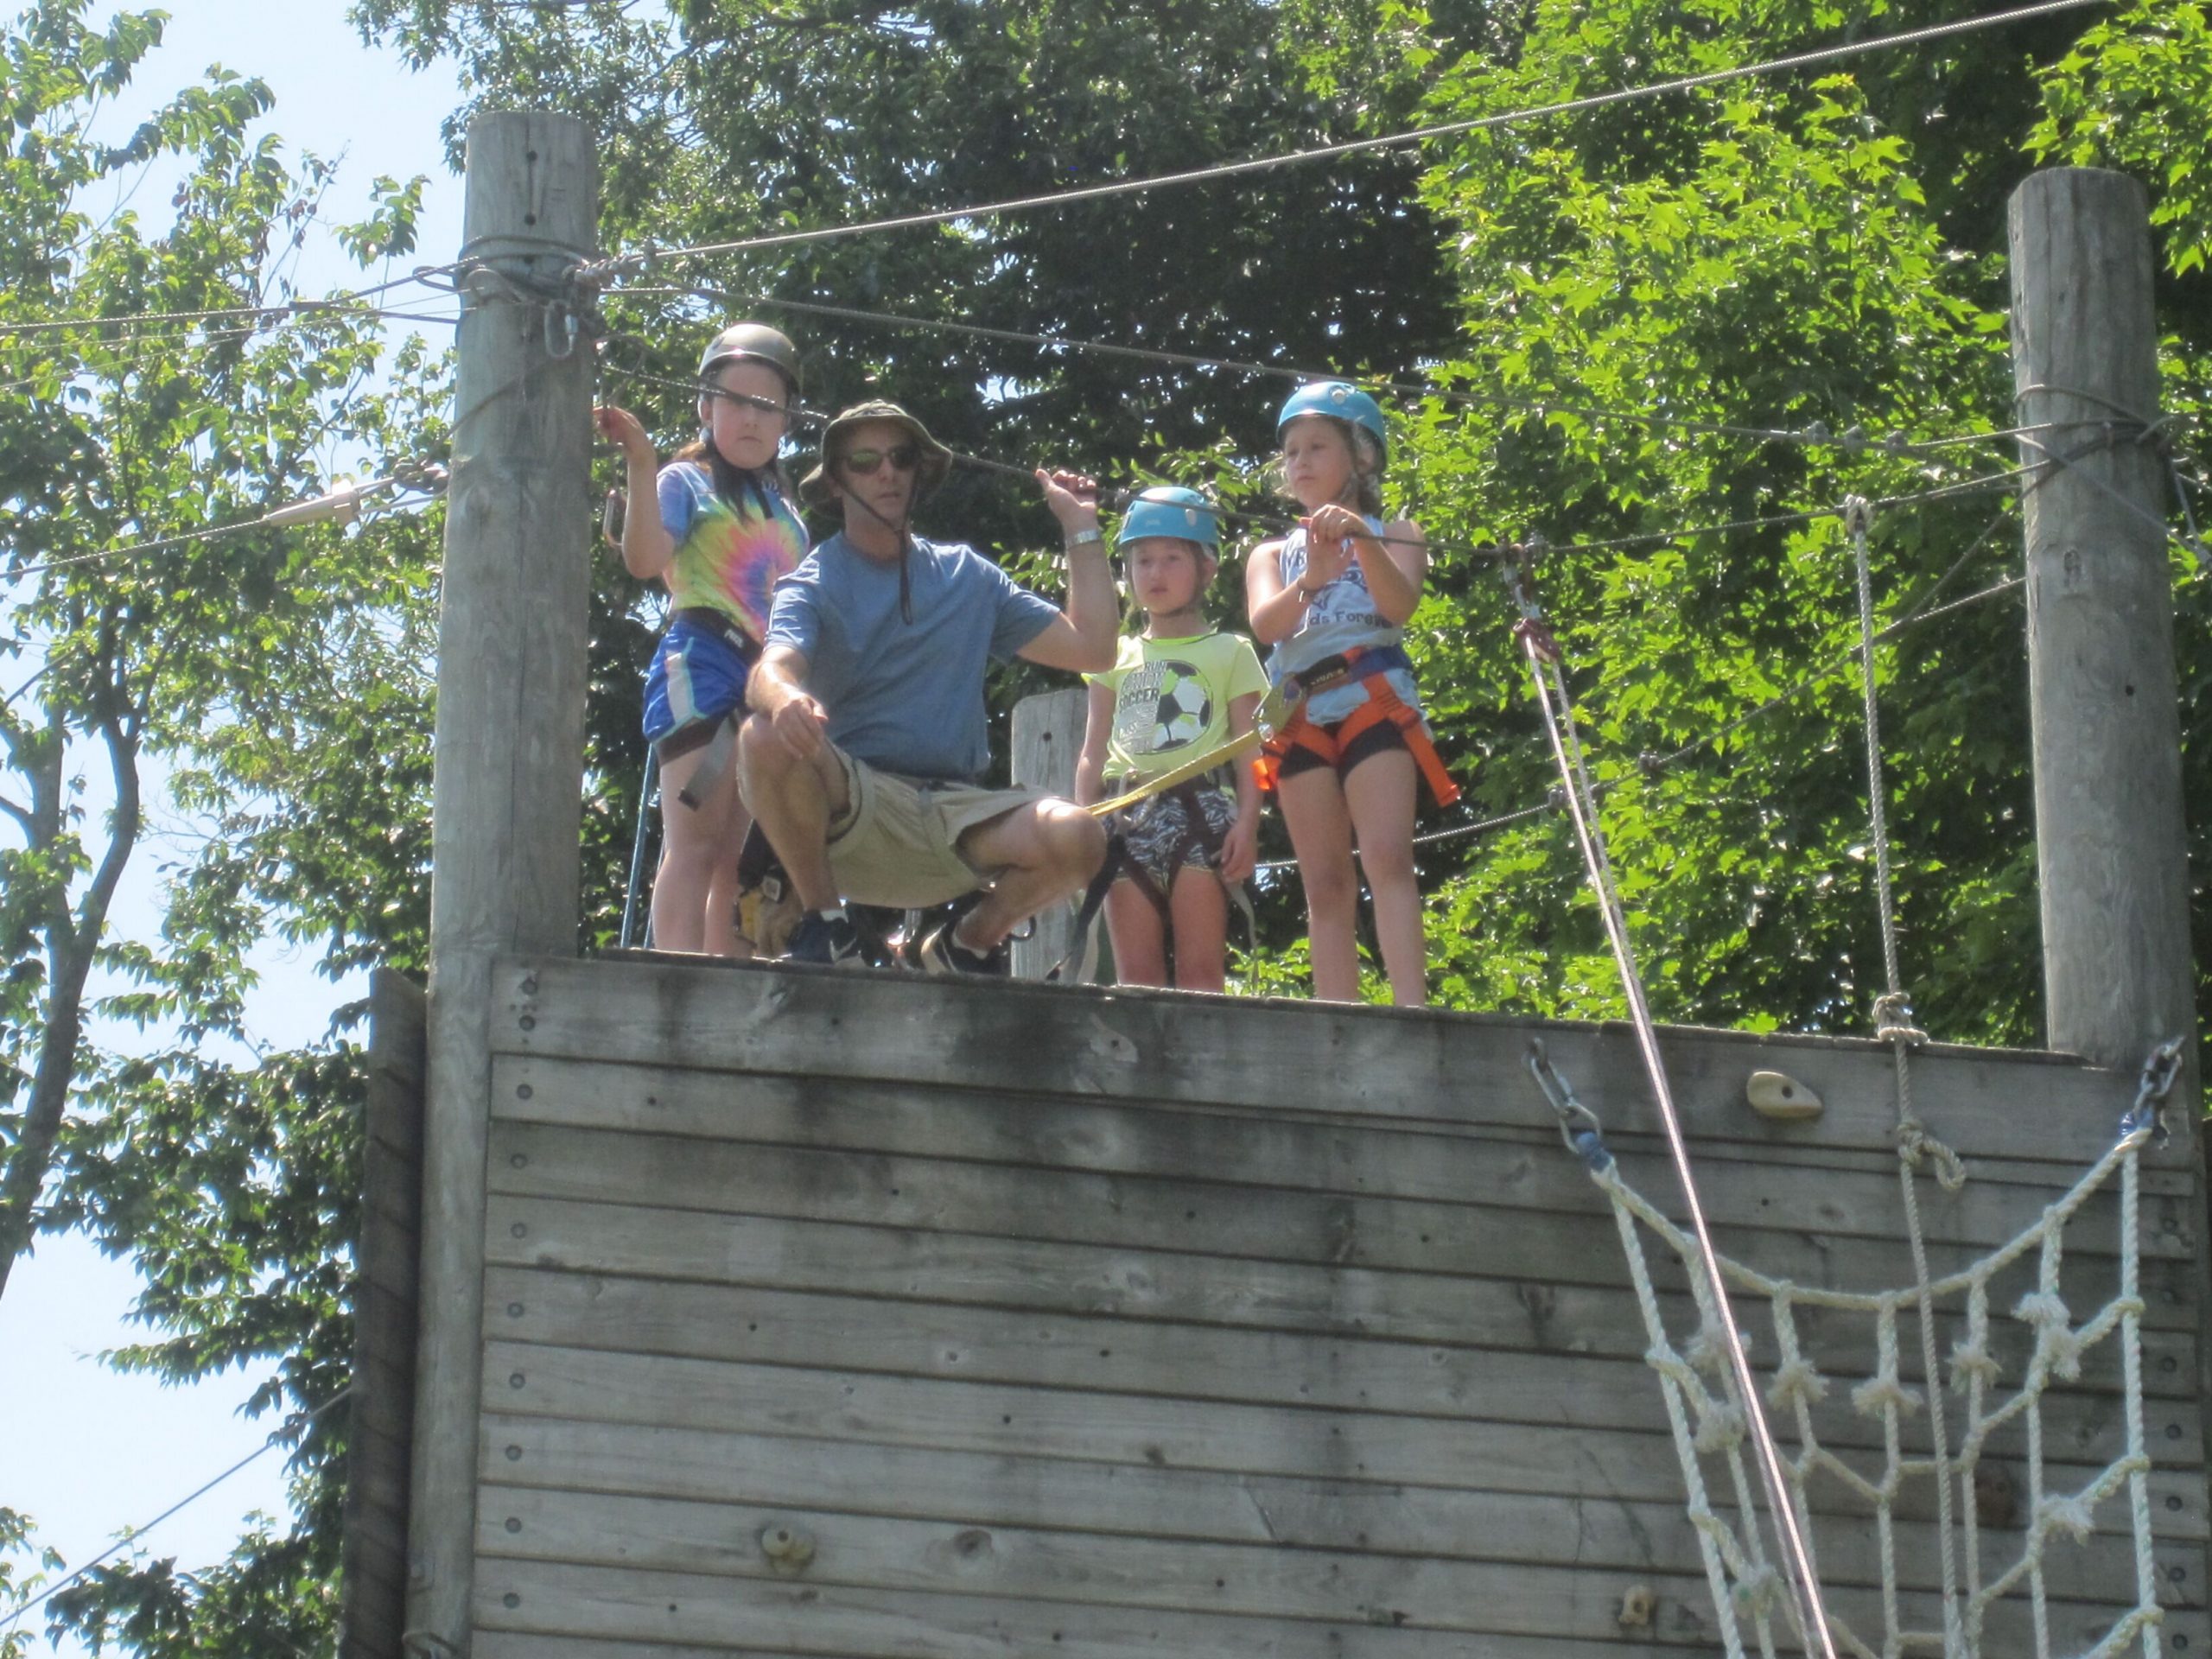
xmin=1847 ymin=494 xmax=1968 ymax=1657
xmin=1580 ymin=1113 xmax=2164 ymax=1659
xmin=1516 ymin=602 xmax=1840 ymax=1657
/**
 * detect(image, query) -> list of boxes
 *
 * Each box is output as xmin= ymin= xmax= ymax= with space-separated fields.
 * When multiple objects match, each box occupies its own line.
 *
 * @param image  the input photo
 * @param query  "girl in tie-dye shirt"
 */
xmin=594 ymin=322 xmax=808 ymax=956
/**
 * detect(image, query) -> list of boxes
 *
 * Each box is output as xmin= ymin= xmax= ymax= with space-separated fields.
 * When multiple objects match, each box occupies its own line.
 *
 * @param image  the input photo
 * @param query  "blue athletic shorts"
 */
xmin=642 ymin=612 xmax=757 ymax=750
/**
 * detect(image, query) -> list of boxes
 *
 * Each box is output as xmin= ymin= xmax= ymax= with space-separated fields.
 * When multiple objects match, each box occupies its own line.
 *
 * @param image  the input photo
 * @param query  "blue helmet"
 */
xmin=1277 ymin=382 xmax=1388 ymax=461
xmin=1116 ymin=486 xmax=1223 ymax=553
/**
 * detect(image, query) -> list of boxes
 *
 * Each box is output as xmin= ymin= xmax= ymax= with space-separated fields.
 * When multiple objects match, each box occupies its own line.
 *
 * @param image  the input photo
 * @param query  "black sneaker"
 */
xmin=784 ymin=909 xmax=866 ymax=968
xmin=916 ymin=918 xmax=1008 ymax=976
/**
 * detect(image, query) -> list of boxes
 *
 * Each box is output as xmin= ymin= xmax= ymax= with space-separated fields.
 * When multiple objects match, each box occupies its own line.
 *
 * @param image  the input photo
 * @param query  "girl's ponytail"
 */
xmin=1345 ymin=425 xmax=1385 ymax=519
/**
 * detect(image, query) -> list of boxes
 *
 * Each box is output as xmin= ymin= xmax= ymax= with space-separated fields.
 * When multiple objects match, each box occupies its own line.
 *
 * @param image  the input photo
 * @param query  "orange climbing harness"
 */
xmin=1253 ymin=645 xmax=1460 ymax=810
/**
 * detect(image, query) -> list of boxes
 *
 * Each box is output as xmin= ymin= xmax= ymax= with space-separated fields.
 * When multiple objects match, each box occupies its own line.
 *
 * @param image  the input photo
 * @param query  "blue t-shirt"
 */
xmin=766 ymin=533 xmax=1059 ymax=782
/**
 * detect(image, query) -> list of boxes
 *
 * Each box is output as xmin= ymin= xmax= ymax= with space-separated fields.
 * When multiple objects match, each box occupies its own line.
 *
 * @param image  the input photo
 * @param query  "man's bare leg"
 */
xmin=735 ymin=714 xmax=850 ymax=912
xmin=953 ymin=799 xmax=1107 ymax=950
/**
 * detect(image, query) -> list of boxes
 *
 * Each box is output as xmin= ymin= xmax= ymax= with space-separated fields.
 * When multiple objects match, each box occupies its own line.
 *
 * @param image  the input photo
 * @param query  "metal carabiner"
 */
xmin=2120 ymin=1036 xmax=2185 ymax=1150
xmin=1526 ymin=1039 xmax=1611 ymax=1170
xmin=545 ymin=302 xmax=580 ymax=361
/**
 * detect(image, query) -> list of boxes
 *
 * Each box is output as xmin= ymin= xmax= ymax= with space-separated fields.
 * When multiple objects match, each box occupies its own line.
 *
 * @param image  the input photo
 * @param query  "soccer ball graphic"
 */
xmin=1113 ymin=658 xmax=1213 ymax=757
xmin=1149 ymin=660 xmax=1211 ymax=751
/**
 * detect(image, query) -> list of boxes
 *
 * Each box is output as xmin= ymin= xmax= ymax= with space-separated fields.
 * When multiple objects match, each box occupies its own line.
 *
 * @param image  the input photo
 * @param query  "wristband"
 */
xmin=1066 ymin=527 xmax=1103 ymax=548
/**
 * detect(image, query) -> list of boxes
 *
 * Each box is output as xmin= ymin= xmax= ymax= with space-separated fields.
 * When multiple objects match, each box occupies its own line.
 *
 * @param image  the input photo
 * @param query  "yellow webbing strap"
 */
xmin=1086 ymin=678 xmax=1300 ymax=819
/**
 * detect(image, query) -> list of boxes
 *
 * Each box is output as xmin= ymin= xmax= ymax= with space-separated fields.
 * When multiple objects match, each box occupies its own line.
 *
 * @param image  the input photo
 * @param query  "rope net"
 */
xmin=1578 ymin=1119 xmax=2164 ymax=1659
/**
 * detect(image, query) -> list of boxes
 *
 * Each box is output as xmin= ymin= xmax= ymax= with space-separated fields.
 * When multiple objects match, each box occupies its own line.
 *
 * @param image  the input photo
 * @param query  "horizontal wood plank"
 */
xmin=483 ymin=1192 xmax=2199 ymax=1401
xmin=474 ymin=1554 xmax=2192 ymax=1657
xmin=476 ymin=1482 xmax=1724 ymax=1641
xmin=485 ymin=1267 xmax=2200 ymax=1474
xmin=477 ymin=1414 xmax=2201 ymax=1602
xmin=477 ymin=1481 xmax=2173 ymax=1648
xmin=498 ymin=956 xmax=2171 ymax=1171
xmin=484 ymin=1121 xmax=2199 ymax=1332
xmin=474 ymin=1624 xmax=1699 ymax=1659
xmin=480 ymin=1342 xmax=2210 ymax=1539
xmin=493 ymin=1052 xmax=2197 ymax=1198
xmin=490 ymin=1058 xmax=2200 ymax=1267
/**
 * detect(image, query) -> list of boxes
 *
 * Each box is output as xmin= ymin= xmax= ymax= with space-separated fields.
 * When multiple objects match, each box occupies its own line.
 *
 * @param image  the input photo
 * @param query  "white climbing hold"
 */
xmin=1747 ymin=1069 xmax=1823 ymax=1120
xmin=1618 ymin=1585 xmax=1656 ymax=1628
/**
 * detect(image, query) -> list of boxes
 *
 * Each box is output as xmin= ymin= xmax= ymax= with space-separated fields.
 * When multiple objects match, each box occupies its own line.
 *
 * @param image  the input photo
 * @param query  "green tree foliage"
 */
xmin=3 ymin=0 xmax=2207 ymax=1647
xmin=1379 ymin=0 xmax=2211 ymax=1039
xmin=0 ymin=1 xmax=444 ymax=1648
xmin=2031 ymin=0 xmax=2212 ymax=281
xmin=0 ymin=1510 xmax=59 ymax=1659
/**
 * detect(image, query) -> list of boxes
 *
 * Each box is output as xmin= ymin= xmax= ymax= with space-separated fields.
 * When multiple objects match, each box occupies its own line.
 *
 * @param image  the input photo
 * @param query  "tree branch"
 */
xmin=0 ymin=701 xmax=143 ymax=1305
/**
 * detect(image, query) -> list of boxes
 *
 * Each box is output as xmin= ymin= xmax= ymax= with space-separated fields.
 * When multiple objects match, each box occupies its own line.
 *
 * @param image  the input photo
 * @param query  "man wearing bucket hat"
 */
xmin=740 ymin=400 xmax=1118 ymax=971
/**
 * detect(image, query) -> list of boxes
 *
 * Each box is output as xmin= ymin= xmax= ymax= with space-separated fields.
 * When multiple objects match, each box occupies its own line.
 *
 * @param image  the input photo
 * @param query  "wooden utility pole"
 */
xmin=2009 ymin=168 xmax=2193 ymax=1077
xmin=405 ymin=111 xmax=597 ymax=1656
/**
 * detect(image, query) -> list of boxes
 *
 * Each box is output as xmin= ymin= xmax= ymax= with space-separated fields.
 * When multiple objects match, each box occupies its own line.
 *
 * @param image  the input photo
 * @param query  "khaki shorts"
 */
xmin=826 ymin=747 xmax=1046 ymax=908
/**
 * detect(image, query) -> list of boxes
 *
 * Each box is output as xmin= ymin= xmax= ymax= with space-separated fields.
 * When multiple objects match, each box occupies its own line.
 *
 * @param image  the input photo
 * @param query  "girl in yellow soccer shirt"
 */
xmin=1076 ymin=487 xmax=1266 ymax=993
xmin=595 ymin=323 xmax=808 ymax=955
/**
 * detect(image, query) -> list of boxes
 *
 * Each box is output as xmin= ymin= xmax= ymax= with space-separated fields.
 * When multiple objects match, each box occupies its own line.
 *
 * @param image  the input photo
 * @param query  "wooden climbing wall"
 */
xmin=456 ymin=953 xmax=2209 ymax=1658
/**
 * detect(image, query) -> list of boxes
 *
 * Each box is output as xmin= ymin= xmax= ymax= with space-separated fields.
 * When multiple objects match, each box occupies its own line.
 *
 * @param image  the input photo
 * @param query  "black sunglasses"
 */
xmin=842 ymin=444 xmax=921 ymax=475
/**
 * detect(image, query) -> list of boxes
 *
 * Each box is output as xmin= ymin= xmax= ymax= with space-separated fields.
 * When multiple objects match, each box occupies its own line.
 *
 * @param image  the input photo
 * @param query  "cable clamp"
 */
xmin=575 ymin=247 xmax=649 ymax=285
xmin=1501 ymin=536 xmax=1560 ymax=660
xmin=1526 ymin=1039 xmax=1611 ymax=1170
xmin=1841 ymin=493 xmax=1874 ymax=539
xmin=2120 ymin=1035 xmax=2185 ymax=1149
xmin=392 ymin=459 xmax=450 ymax=498
xmin=1512 ymin=614 xmax=1561 ymax=664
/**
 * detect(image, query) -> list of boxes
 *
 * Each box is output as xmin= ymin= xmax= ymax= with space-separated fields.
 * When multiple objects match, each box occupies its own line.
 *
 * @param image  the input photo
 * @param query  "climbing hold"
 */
xmin=1618 ymin=1585 xmax=1656 ymax=1628
xmin=760 ymin=1522 xmax=817 ymax=1573
xmin=1747 ymin=1069 xmax=1822 ymax=1121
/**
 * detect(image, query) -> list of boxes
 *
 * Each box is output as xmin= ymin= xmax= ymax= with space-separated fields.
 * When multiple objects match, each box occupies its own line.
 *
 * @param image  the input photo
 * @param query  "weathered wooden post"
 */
xmin=2009 ymin=168 xmax=2194 ymax=1077
xmin=1011 ymin=686 xmax=1092 ymax=980
xmin=405 ymin=111 xmax=597 ymax=1655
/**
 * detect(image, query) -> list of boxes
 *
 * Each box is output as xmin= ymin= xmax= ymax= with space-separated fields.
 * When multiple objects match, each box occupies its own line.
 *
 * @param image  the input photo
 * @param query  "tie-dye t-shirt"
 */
xmin=655 ymin=461 xmax=808 ymax=644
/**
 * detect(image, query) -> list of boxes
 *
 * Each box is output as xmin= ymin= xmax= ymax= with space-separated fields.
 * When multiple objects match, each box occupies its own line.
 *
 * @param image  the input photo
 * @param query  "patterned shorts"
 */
xmin=1114 ymin=783 xmax=1236 ymax=892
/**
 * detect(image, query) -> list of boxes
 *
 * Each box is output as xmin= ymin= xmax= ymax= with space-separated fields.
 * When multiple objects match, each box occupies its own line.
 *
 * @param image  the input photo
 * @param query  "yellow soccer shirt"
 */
xmin=1089 ymin=630 xmax=1268 ymax=781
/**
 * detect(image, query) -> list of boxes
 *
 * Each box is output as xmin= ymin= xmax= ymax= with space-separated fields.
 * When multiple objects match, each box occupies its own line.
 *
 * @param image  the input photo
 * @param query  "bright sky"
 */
xmin=0 ymin=2 xmax=466 ymax=1650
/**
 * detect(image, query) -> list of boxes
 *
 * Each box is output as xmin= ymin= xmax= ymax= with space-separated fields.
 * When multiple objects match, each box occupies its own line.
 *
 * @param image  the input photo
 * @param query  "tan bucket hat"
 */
xmin=799 ymin=400 xmax=955 ymax=507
